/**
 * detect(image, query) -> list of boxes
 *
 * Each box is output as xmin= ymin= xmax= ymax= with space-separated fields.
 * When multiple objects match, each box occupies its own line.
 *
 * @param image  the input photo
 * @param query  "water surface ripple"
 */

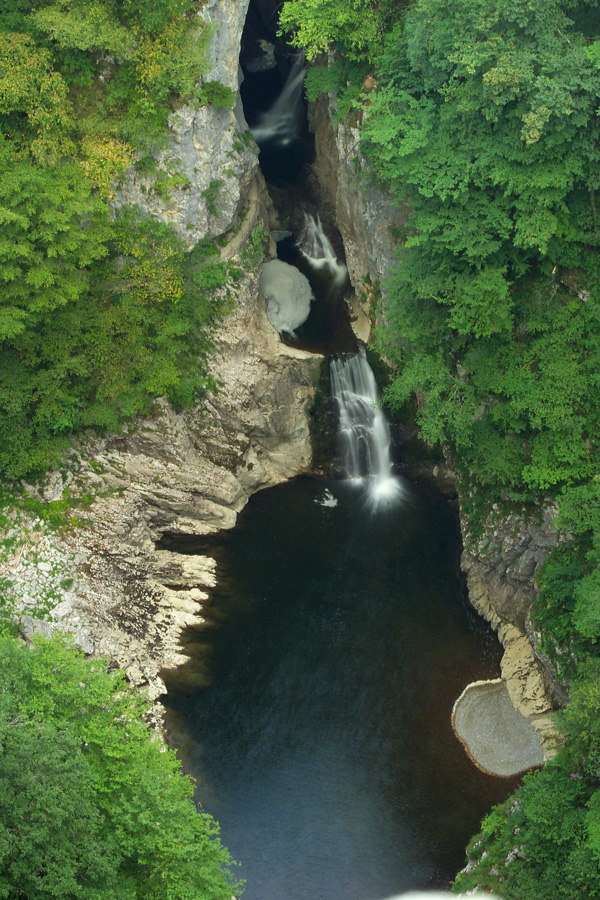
xmin=165 ymin=477 xmax=515 ymax=900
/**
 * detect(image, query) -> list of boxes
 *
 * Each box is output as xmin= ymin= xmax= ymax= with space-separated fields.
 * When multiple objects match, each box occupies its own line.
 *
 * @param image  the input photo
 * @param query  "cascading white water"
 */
xmin=251 ymin=56 xmax=306 ymax=147
xmin=298 ymin=213 xmax=348 ymax=290
xmin=330 ymin=346 xmax=403 ymax=504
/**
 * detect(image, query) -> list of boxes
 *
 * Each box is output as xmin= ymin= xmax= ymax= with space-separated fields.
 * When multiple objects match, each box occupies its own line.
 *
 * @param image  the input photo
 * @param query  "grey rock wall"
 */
xmin=459 ymin=501 xmax=567 ymax=756
xmin=114 ymin=0 xmax=257 ymax=247
xmin=309 ymin=94 xmax=408 ymax=310
xmin=7 ymin=255 xmax=320 ymax=709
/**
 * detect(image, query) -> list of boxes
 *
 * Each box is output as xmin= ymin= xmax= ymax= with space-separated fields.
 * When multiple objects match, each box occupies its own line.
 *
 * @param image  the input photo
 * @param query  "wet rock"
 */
xmin=459 ymin=503 xmax=565 ymax=760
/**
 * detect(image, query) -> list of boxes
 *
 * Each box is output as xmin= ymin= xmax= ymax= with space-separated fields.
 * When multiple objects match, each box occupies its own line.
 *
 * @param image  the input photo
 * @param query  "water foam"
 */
xmin=298 ymin=212 xmax=348 ymax=291
xmin=330 ymin=346 xmax=403 ymax=506
xmin=251 ymin=57 xmax=306 ymax=147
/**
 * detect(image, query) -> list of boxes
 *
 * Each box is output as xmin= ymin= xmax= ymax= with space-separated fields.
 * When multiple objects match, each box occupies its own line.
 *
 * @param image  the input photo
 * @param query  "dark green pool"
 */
xmin=164 ymin=476 xmax=515 ymax=900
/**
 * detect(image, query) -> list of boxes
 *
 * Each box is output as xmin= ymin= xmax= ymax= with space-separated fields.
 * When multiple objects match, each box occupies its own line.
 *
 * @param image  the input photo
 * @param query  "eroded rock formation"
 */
xmin=3 ymin=4 xmax=321 ymax=715
xmin=460 ymin=504 xmax=565 ymax=758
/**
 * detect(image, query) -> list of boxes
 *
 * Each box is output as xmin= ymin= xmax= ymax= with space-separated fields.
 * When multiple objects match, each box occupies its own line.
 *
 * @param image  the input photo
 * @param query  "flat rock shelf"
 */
xmin=452 ymin=679 xmax=545 ymax=777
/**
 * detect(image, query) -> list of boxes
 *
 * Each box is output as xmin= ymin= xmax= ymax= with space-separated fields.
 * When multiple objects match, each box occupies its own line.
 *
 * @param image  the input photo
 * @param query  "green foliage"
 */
xmin=197 ymin=80 xmax=236 ymax=110
xmin=0 ymin=0 xmax=244 ymax=480
xmin=0 ymin=631 xmax=241 ymax=899
xmin=0 ymin=192 xmax=236 ymax=478
xmin=455 ymin=662 xmax=600 ymax=898
xmin=0 ymin=0 xmax=213 ymax=153
xmin=533 ymin=479 xmax=600 ymax=679
xmin=241 ymin=226 xmax=269 ymax=268
xmin=0 ymin=32 xmax=74 ymax=160
xmin=201 ymin=179 xmax=224 ymax=215
xmin=152 ymin=167 xmax=191 ymax=198
xmin=279 ymin=0 xmax=397 ymax=62
xmin=353 ymin=0 xmax=600 ymax=498
xmin=0 ymin=139 xmax=111 ymax=341
xmin=304 ymin=57 xmax=372 ymax=118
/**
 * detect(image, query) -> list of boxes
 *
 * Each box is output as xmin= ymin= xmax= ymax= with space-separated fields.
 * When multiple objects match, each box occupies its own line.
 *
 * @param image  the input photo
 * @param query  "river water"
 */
xmin=164 ymin=38 xmax=516 ymax=900
xmin=165 ymin=478 xmax=514 ymax=899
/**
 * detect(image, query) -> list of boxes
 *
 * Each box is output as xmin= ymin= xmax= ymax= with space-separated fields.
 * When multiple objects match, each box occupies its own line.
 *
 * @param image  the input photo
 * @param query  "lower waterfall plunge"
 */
xmin=162 ymin=11 xmax=516 ymax=897
xmin=330 ymin=346 xmax=403 ymax=504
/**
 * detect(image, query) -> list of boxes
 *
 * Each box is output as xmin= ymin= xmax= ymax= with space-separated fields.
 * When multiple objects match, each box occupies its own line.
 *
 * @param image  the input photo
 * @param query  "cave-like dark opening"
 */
xmin=239 ymin=0 xmax=314 ymax=188
xmin=239 ymin=0 xmax=358 ymax=355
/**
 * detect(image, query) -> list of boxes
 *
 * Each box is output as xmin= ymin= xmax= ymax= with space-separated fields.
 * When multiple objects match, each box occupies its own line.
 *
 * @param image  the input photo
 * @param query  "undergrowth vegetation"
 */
xmin=281 ymin=0 xmax=600 ymax=895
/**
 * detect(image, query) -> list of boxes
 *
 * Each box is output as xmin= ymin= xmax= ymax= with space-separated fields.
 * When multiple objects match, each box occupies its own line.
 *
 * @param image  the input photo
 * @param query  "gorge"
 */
xmin=2 ymin=0 xmax=587 ymax=896
xmin=162 ymin=12 xmax=527 ymax=897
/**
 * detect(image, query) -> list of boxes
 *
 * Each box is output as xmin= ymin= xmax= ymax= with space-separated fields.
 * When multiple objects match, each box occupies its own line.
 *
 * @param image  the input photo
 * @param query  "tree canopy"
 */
xmin=0 ymin=0 xmax=239 ymax=478
xmin=0 ymin=632 xmax=241 ymax=900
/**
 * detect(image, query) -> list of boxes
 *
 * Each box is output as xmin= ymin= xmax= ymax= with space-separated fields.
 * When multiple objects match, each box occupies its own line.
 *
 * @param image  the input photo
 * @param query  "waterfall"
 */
xmin=251 ymin=57 xmax=306 ymax=147
xmin=330 ymin=347 xmax=403 ymax=504
xmin=298 ymin=213 xmax=348 ymax=289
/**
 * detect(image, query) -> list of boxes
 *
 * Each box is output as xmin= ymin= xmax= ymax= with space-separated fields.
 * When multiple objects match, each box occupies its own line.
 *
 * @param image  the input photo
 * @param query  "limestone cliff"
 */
xmin=114 ymin=0 xmax=257 ymax=247
xmin=3 ymin=0 xmax=321 ymax=711
xmin=309 ymin=93 xmax=408 ymax=338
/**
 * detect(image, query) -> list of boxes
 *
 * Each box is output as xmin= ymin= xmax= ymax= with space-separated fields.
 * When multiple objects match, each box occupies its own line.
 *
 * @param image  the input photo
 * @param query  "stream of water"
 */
xmin=164 ymin=34 xmax=516 ymax=900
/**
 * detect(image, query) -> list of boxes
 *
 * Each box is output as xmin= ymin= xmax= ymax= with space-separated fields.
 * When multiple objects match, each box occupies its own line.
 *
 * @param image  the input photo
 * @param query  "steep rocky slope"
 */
xmin=2 ymin=0 xmax=321 ymax=710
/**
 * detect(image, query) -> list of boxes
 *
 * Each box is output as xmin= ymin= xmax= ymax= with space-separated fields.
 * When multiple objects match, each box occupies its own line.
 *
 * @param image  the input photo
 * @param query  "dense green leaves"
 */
xmin=0 ymin=142 xmax=111 ymax=340
xmin=0 ymin=189 xmax=236 ymax=477
xmin=279 ymin=0 xmax=396 ymax=62
xmin=354 ymin=0 xmax=600 ymax=496
xmin=0 ymin=632 xmax=241 ymax=900
xmin=0 ymin=0 xmax=239 ymax=479
xmin=0 ymin=0 xmax=212 ymax=152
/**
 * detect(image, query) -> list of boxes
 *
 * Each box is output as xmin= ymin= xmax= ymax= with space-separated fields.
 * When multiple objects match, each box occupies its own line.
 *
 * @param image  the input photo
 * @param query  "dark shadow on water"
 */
xmin=164 ymin=477 xmax=518 ymax=900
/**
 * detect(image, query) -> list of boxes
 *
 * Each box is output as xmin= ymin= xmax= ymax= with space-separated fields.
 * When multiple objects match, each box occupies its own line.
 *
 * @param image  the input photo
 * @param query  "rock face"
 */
xmin=452 ymin=679 xmax=545 ymax=777
xmin=460 ymin=503 xmax=565 ymax=759
xmin=308 ymin=93 xmax=408 ymax=327
xmin=6 ymin=252 xmax=320 ymax=709
xmin=114 ymin=0 xmax=257 ymax=248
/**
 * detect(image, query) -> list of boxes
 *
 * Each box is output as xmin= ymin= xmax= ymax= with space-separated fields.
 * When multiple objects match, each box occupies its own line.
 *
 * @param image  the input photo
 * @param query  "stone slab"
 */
xmin=452 ymin=678 xmax=545 ymax=777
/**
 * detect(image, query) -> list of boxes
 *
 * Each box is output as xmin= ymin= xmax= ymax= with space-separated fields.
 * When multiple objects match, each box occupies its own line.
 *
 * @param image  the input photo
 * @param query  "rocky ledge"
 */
xmin=3 ymin=235 xmax=321 ymax=719
xmin=452 ymin=679 xmax=545 ymax=777
xmin=458 ymin=503 xmax=565 ymax=764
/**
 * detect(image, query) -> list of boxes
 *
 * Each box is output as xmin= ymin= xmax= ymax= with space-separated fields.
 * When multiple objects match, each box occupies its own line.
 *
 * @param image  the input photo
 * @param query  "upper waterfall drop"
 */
xmin=330 ymin=346 xmax=403 ymax=505
xmin=298 ymin=213 xmax=348 ymax=291
xmin=251 ymin=56 xmax=307 ymax=147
